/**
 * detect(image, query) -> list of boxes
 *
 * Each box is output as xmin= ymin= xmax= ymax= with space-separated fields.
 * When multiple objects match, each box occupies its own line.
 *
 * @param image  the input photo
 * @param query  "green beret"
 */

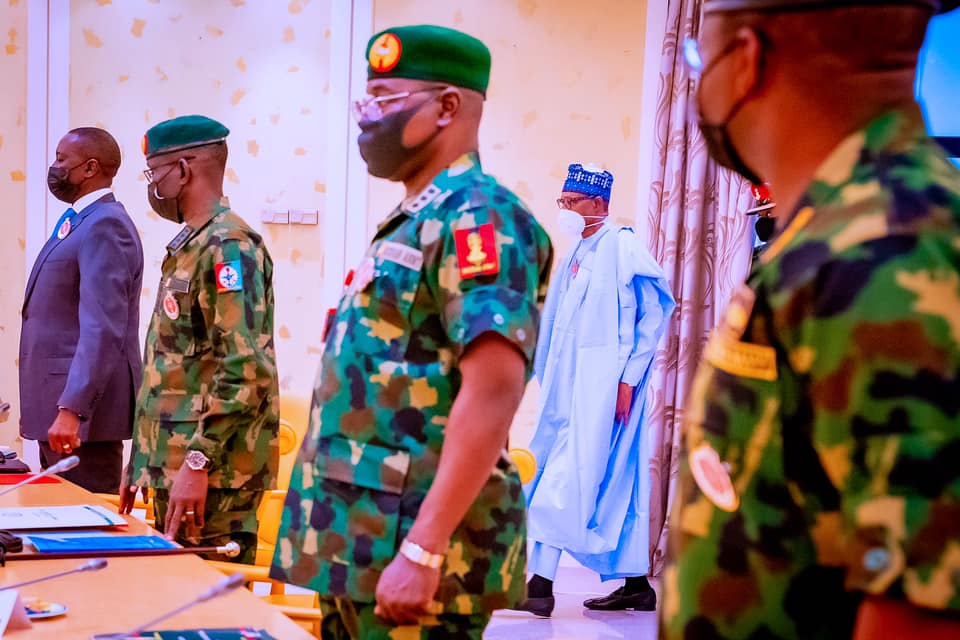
xmin=143 ymin=115 xmax=229 ymax=159
xmin=366 ymin=25 xmax=491 ymax=96
xmin=703 ymin=0 xmax=944 ymax=12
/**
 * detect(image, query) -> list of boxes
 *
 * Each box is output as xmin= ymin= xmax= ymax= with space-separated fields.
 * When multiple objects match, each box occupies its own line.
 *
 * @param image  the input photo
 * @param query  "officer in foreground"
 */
xmin=664 ymin=1 xmax=960 ymax=639
xmin=270 ymin=25 xmax=553 ymax=639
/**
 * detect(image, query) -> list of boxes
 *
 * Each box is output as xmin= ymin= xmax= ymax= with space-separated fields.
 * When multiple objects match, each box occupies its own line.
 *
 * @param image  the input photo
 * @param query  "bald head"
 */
xmin=65 ymin=127 xmax=121 ymax=179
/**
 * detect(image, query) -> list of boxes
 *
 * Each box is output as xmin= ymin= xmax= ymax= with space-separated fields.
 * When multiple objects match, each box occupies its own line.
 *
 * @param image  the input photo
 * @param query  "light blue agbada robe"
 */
xmin=525 ymin=221 xmax=675 ymax=579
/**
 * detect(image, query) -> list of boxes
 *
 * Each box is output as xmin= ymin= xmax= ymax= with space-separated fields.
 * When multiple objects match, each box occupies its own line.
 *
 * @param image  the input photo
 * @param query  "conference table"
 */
xmin=0 ymin=476 xmax=313 ymax=639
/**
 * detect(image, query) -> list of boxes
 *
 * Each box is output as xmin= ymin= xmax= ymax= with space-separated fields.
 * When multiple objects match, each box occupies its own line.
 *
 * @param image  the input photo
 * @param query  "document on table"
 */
xmin=25 ymin=532 xmax=177 ymax=553
xmin=0 ymin=505 xmax=127 ymax=530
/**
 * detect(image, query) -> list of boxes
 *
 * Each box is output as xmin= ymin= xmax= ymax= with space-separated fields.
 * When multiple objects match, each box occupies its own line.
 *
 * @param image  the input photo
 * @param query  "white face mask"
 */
xmin=557 ymin=209 xmax=605 ymax=237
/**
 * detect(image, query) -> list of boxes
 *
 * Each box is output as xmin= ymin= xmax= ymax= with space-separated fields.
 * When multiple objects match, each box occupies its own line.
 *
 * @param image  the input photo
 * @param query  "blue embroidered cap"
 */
xmin=563 ymin=163 xmax=614 ymax=200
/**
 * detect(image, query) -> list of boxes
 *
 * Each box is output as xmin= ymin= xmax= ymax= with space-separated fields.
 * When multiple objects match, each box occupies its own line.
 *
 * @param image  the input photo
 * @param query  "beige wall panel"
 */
xmin=0 ymin=2 xmax=28 ymax=447
xmin=68 ymin=0 xmax=335 ymax=413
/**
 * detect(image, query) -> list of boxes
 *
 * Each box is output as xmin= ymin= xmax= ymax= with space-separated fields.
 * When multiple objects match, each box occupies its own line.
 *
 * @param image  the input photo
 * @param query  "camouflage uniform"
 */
xmin=661 ymin=108 xmax=960 ymax=638
xmin=270 ymin=152 xmax=553 ymax=636
xmin=131 ymin=197 xmax=279 ymax=564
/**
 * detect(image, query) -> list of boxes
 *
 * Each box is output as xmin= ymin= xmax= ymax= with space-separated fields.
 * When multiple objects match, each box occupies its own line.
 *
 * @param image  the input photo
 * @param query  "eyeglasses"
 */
xmin=556 ymin=195 xmax=598 ymax=209
xmin=143 ymin=155 xmax=194 ymax=183
xmin=351 ymin=86 xmax=446 ymax=122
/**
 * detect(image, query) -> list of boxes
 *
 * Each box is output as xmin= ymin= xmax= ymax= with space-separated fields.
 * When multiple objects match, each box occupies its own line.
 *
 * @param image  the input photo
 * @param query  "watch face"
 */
xmin=186 ymin=451 xmax=209 ymax=470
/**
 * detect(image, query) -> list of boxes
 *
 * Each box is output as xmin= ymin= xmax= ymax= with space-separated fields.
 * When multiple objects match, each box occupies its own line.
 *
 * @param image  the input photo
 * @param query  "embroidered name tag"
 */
xmin=165 ymin=277 xmax=190 ymax=294
xmin=454 ymin=223 xmax=499 ymax=279
xmin=215 ymin=260 xmax=244 ymax=293
xmin=704 ymin=331 xmax=778 ymax=381
xmin=377 ymin=241 xmax=424 ymax=271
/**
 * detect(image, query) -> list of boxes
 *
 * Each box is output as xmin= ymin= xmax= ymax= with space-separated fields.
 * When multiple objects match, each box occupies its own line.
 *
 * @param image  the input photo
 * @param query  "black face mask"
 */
xmin=47 ymin=161 xmax=89 ymax=204
xmin=357 ymin=100 xmax=440 ymax=180
xmin=147 ymin=166 xmax=184 ymax=224
xmin=695 ymin=42 xmax=764 ymax=185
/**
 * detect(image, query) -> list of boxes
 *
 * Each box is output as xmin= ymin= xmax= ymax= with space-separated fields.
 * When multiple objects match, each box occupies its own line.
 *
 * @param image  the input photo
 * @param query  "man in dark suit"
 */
xmin=19 ymin=127 xmax=144 ymax=493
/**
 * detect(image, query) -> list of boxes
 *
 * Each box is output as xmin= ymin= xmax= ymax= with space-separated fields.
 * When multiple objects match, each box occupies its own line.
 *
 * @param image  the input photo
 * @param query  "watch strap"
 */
xmin=399 ymin=539 xmax=444 ymax=569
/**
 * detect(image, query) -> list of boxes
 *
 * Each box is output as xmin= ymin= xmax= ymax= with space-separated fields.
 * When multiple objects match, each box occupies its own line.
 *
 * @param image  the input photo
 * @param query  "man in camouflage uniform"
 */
xmin=663 ymin=2 xmax=960 ymax=638
xmin=121 ymin=116 xmax=279 ymax=565
xmin=270 ymin=25 xmax=553 ymax=639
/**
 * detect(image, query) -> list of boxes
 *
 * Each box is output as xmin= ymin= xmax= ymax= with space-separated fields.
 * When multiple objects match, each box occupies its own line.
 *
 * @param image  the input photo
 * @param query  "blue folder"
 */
xmin=28 ymin=533 xmax=178 ymax=553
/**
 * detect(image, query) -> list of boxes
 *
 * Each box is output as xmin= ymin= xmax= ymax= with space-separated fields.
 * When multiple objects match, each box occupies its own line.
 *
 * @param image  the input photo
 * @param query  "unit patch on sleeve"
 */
xmin=454 ymin=223 xmax=500 ymax=279
xmin=215 ymin=260 xmax=244 ymax=293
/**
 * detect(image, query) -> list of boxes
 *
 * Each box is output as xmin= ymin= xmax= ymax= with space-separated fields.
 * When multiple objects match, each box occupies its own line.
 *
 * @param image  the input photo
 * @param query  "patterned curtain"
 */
xmin=644 ymin=0 xmax=756 ymax=576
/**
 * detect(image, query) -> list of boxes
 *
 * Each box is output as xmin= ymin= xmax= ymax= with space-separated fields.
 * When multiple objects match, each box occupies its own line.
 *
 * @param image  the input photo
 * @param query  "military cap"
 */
xmin=703 ymin=0 xmax=951 ymax=12
xmin=142 ymin=115 xmax=229 ymax=159
xmin=366 ymin=25 xmax=491 ymax=96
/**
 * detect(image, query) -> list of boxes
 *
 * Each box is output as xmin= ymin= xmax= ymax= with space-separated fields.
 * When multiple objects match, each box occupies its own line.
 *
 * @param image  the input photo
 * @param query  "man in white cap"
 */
xmin=516 ymin=163 xmax=675 ymax=617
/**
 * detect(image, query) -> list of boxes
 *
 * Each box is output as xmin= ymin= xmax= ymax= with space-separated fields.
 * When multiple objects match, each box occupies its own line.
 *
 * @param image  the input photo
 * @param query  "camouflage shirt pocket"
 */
xmin=347 ymin=247 xmax=422 ymax=360
xmin=311 ymin=436 xmax=411 ymax=601
xmin=137 ymin=398 xmax=206 ymax=475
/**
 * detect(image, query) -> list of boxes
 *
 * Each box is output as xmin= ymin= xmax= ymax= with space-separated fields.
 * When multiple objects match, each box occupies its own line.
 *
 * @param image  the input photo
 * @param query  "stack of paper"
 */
xmin=0 ymin=505 xmax=126 ymax=531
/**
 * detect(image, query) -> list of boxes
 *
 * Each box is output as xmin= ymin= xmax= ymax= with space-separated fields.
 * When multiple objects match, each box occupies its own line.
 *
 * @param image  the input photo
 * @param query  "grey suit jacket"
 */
xmin=19 ymin=194 xmax=144 ymax=442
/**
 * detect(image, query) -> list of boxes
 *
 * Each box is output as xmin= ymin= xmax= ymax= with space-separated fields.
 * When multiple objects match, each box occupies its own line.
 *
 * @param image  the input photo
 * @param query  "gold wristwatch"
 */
xmin=399 ymin=539 xmax=445 ymax=569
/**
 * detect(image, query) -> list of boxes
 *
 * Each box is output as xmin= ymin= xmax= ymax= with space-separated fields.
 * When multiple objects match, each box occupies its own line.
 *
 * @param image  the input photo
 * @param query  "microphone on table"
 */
xmin=6 ymin=539 xmax=242 ymax=562
xmin=92 ymin=573 xmax=246 ymax=639
xmin=0 ymin=455 xmax=80 ymax=498
xmin=2 ymin=557 xmax=107 ymax=589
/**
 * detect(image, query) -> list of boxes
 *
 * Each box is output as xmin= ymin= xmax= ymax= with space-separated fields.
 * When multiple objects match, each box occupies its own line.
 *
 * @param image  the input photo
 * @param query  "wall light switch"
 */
xmin=261 ymin=209 xmax=289 ymax=224
xmin=289 ymin=209 xmax=319 ymax=225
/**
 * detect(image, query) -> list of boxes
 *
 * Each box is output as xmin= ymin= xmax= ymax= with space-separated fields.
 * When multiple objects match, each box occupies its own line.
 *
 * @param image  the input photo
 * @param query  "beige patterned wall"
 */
xmin=369 ymin=0 xmax=650 ymax=446
xmin=68 ymin=0 xmax=334 ymax=410
xmin=0 ymin=2 xmax=27 ymax=446
xmin=1 ymin=0 xmax=654 ymax=452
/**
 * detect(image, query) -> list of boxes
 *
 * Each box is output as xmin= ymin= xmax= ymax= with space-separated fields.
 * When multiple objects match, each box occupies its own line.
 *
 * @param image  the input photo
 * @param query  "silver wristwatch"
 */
xmin=399 ymin=539 xmax=445 ymax=569
xmin=184 ymin=450 xmax=211 ymax=471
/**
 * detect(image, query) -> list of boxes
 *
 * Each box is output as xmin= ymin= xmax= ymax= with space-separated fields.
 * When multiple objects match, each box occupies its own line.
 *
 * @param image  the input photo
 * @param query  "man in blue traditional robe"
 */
xmin=516 ymin=164 xmax=675 ymax=617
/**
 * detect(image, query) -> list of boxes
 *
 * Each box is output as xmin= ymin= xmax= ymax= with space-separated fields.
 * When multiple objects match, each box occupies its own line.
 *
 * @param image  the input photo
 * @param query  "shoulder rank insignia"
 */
xmin=215 ymin=260 xmax=244 ymax=293
xmin=166 ymin=225 xmax=195 ymax=255
xmin=454 ymin=223 xmax=499 ymax=279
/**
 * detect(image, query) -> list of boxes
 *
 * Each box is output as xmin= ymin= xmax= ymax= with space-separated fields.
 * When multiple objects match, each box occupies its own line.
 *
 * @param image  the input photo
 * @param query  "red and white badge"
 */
xmin=56 ymin=218 xmax=71 ymax=240
xmin=689 ymin=443 xmax=739 ymax=512
xmin=162 ymin=291 xmax=180 ymax=320
xmin=352 ymin=256 xmax=377 ymax=293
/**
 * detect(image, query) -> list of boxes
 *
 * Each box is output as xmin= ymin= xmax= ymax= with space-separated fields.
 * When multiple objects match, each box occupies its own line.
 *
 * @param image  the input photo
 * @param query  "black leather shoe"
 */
xmin=514 ymin=596 xmax=555 ymax=617
xmin=583 ymin=586 xmax=656 ymax=611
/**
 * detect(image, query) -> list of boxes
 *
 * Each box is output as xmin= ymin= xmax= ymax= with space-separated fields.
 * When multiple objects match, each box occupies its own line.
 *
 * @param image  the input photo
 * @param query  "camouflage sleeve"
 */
xmin=188 ymin=236 xmax=276 ymax=462
xmin=785 ymin=240 xmax=960 ymax=612
xmin=422 ymin=195 xmax=552 ymax=376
